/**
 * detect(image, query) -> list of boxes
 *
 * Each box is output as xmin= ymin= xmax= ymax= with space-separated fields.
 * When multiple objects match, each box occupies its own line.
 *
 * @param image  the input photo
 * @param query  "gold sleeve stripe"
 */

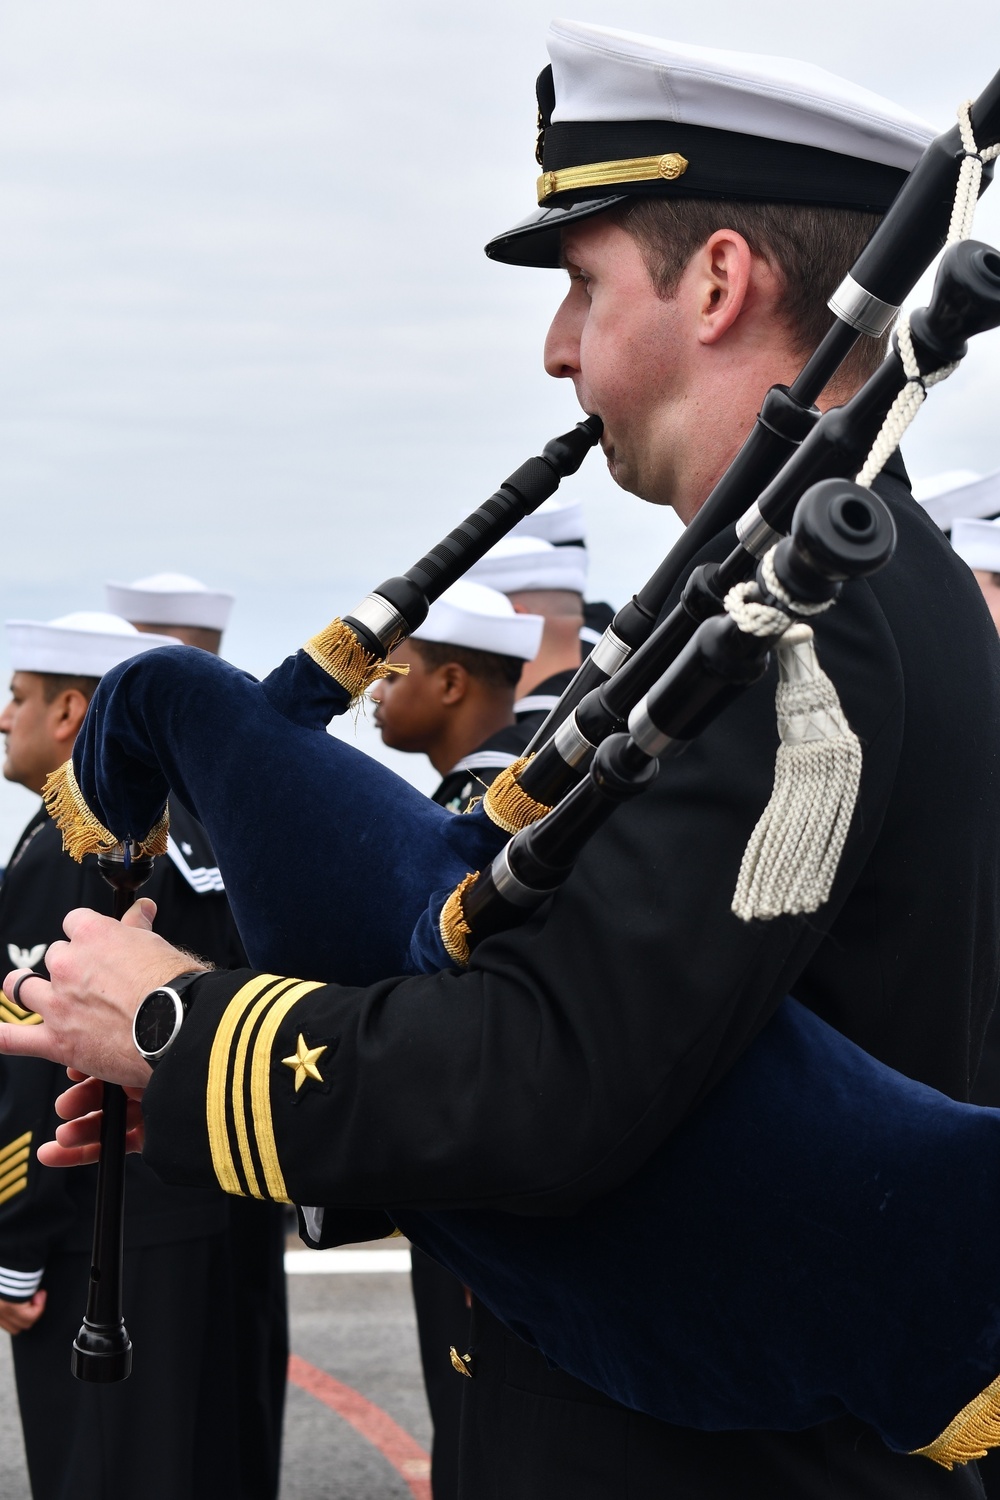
xmin=0 ymin=1176 xmax=28 ymax=1207
xmin=250 ymin=980 xmax=324 ymax=1203
xmin=206 ymin=975 xmax=286 ymax=1195
xmin=0 ymin=1132 xmax=32 ymax=1167
xmin=0 ymin=1153 xmax=30 ymax=1195
xmin=230 ymin=979 xmax=302 ymax=1199
xmin=0 ymin=1001 xmax=43 ymax=1026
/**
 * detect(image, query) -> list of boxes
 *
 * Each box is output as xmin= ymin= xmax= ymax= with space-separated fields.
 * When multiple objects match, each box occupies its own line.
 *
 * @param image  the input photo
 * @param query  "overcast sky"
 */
xmin=1 ymin=1 xmax=999 ymax=852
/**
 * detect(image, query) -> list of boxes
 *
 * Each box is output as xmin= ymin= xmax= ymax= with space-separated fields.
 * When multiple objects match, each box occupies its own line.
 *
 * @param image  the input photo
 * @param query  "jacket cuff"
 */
xmin=0 ymin=1264 xmax=43 ymax=1301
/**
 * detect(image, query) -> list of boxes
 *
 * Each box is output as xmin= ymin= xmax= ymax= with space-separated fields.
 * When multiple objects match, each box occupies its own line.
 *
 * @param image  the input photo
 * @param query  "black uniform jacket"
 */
xmin=142 ymin=465 xmax=1000 ymax=1223
xmin=0 ymin=804 xmax=246 ymax=1301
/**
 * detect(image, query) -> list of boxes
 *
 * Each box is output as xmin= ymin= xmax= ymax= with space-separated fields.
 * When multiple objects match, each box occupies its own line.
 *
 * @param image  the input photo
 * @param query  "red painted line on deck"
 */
xmin=288 ymin=1352 xmax=432 ymax=1499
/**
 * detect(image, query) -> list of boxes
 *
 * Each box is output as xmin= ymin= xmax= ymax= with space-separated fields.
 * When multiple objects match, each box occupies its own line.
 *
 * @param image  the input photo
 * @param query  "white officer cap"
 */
xmin=466 ymin=537 xmax=588 ymax=596
xmin=411 ymin=581 xmax=544 ymax=662
xmin=104 ymin=572 xmax=234 ymax=631
xmin=6 ymin=612 xmax=178 ymax=678
xmin=913 ymin=469 xmax=1000 ymax=533
xmin=510 ymin=497 xmax=586 ymax=548
xmin=487 ymin=21 xmax=934 ymax=267
xmin=951 ymin=518 xmax=1000 ymax=573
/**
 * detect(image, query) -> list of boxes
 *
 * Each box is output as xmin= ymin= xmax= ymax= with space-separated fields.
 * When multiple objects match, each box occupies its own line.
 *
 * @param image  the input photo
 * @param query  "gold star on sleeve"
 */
xmin=282 ymin=1033 xmax=328 ymax=1092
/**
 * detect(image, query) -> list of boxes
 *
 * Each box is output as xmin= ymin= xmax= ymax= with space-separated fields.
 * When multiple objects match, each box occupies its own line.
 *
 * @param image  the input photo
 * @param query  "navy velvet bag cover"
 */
xmin=396 ymin=998 xmax=1000 ymax=1457
xmin=69 ymin=646 xmax=505 ymax=984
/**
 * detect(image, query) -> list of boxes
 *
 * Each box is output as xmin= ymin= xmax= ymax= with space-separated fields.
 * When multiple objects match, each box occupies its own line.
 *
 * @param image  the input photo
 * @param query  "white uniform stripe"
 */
xmin=445 ymin=751 xmax=519 ymax=777
xmin=515 ymin=694 xmax=560 ymax=716
xmin=0 ymin=1265 xmax=44 ymax=1297
xmin=166 ymin=835 xmax=225 ymax=894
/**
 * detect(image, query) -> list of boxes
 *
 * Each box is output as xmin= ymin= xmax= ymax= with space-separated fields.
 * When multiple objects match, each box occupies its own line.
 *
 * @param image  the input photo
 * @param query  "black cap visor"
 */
xmin=486 ymin=195 xmax=628 ymax=267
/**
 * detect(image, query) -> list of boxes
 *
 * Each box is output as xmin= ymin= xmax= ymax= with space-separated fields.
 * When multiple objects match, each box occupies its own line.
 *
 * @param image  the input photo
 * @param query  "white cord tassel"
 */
xmin=731 ymin=622 xmax=861 ymax=922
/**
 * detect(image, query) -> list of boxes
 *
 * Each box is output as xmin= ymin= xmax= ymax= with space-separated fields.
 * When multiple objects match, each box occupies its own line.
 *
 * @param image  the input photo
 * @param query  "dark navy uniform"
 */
xmin=433 ymin=671 xmax=579 ymax=816
xmin=0 ymin=804 xmax=287 ymax=1500
xmin=138 ymin=462 xmax=1000 ymax=1498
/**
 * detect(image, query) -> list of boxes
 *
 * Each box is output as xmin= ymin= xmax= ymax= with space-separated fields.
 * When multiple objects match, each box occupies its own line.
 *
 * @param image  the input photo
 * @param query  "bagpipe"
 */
xmin=41 ymin=67 xmax=1000 ymax=1467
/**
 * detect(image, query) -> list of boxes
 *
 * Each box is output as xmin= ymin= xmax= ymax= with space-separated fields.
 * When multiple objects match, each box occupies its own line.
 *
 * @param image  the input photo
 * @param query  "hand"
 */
xmin=35 ymin=1072 xmax=147 ymax=1168
xmin=0 ymin=1289 xmax=46 ymax=1335
xmin=0 ymin=899 xmax=202 ymax=1087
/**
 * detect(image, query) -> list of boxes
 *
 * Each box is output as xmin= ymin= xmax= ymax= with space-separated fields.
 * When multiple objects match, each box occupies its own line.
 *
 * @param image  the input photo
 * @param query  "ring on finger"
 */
xmin=11 ymin=971 xmax=39 ymax=1009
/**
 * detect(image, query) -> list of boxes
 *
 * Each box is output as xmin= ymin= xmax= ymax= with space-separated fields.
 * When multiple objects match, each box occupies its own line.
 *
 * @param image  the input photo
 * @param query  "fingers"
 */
xmin=38 ymin=1138 xmax=101 ymax=1168
xmin=0 ymin=1290 xmax=46 ymax=1335
xmin=61 ymin=906 xmax=123 ymax=940
xmin=38 ymin=1117 xmax=145 ymax=1168
xmin=54 ymin=1077 xmax=105 ymax=1120
xmin=55 ymin=1078 xmax=146 ymax=1122
xmin=122 ymin=898 xmax=158 ymax=931
xmin=1 ymin=966 xmax=51 ymax=1014
xmin=0 ymin=1019 xmax=54 ymax=1060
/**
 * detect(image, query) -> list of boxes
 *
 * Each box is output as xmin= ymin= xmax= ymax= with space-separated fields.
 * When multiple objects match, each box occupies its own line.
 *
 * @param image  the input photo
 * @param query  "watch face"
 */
xmin=135 ymin=990 xmax=182 ymax=1057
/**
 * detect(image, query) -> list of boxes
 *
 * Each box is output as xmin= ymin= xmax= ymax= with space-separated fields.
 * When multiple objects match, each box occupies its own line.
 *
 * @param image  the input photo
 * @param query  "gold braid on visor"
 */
xmin=537 ymin=152 xmax=688 ymax=204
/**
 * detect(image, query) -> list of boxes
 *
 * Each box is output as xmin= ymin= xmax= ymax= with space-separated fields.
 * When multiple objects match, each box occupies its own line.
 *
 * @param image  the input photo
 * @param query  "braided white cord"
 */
xmin=856 ymin=100 xmax=995 ymax=490
xmin=759 ymin=548 xmax=834 ymax=618
xmin=723 ymin=547 xmax=835 ymax=638
xmin=723 ymin=579 xmax=789 ymax=638
xmin=948 ymin=100 xmax=1000 ymax=245
xmin=856 ymin=317 xmax=958 ymax=488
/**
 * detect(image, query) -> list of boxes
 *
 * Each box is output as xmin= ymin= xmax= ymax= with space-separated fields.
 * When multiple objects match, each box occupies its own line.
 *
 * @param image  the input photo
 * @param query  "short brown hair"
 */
xmin=40 ymin=673 xmax=100 ymax=704
xmin=610 ymin=198 xmax=888 ymax=390
xmin=411 ymin=639 xmax=522 ymax=690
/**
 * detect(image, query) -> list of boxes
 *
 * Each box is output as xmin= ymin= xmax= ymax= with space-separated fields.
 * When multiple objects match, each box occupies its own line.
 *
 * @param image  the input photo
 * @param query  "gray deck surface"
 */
xmin=0 ymin=1247 xmax=432 ymax=1500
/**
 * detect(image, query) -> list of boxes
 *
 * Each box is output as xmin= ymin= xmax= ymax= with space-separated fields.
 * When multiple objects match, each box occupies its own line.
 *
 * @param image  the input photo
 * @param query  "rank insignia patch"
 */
xmin=0 ymin=1131 xmax=32 ymax=1206
xmin=282 ymin=1033 xmax=327 ymax=1092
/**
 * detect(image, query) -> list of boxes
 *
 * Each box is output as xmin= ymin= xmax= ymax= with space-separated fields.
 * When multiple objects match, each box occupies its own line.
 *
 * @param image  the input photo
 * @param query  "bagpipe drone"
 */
xmin=41 ymin=63 xmax=1000 ymax=1468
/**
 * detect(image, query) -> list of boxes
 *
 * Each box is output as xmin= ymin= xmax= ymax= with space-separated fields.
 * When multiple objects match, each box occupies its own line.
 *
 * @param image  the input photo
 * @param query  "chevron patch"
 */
xmin=0 ymin=1131 xmax=32 ymax=1206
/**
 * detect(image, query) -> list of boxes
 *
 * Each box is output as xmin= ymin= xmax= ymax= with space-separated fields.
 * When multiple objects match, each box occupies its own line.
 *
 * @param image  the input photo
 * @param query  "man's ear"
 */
xmin=694 ymin=230 xmax=756 ymax=346
xmin=439 ymin=662 xmax=469 ymax=707
xmin=51 ymin=690 xmax=91 ymax=746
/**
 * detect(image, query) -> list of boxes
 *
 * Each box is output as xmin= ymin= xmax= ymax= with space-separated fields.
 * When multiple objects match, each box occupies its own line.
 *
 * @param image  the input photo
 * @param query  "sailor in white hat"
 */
xmin=508 ymin=498 xmax=618 ymax=655
xmin=950 ymin=516 xmax=1000 ymax=632
xmin=371 ymin=579 xmax=543 ymax=808
xmin=913 ymin=467 xmax=1000 ymax=533
xmin=510 ymin=496 xmax=588 ymax=548
xmin=0 ymin=609 xmax=290 ymax=1500
xmin=467 ymin=536 xmax=590 ymax=727
xmin=105 ymin=572 xmax=234 ymax=655
xmin=1 ymin=613 xmax=176 ymax=794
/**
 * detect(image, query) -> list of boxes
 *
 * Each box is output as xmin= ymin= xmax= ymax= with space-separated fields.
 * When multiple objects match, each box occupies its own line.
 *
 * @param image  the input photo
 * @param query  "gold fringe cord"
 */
xmin=912 ymin=1371 xmax=1000 ymax=1468
xmin=42 ymin=760 xmax=169 ymax=862
xmin=439 ymin=873 xmax=479 ymax=968
xmin=482 ymin=756 xmax=552 ymax=835
xmin=303 ymin=618 xmax=409 ymax=703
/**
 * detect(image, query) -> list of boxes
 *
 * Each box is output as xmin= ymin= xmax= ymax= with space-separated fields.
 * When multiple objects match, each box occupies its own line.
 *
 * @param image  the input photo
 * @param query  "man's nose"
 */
xmin=543 ymin=292 xmax=581 ymax=380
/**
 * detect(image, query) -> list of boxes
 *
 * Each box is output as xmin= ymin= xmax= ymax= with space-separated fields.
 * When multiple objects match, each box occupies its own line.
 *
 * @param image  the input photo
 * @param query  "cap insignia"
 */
xmin=537 ymin=152 xmax=689 ymax=204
